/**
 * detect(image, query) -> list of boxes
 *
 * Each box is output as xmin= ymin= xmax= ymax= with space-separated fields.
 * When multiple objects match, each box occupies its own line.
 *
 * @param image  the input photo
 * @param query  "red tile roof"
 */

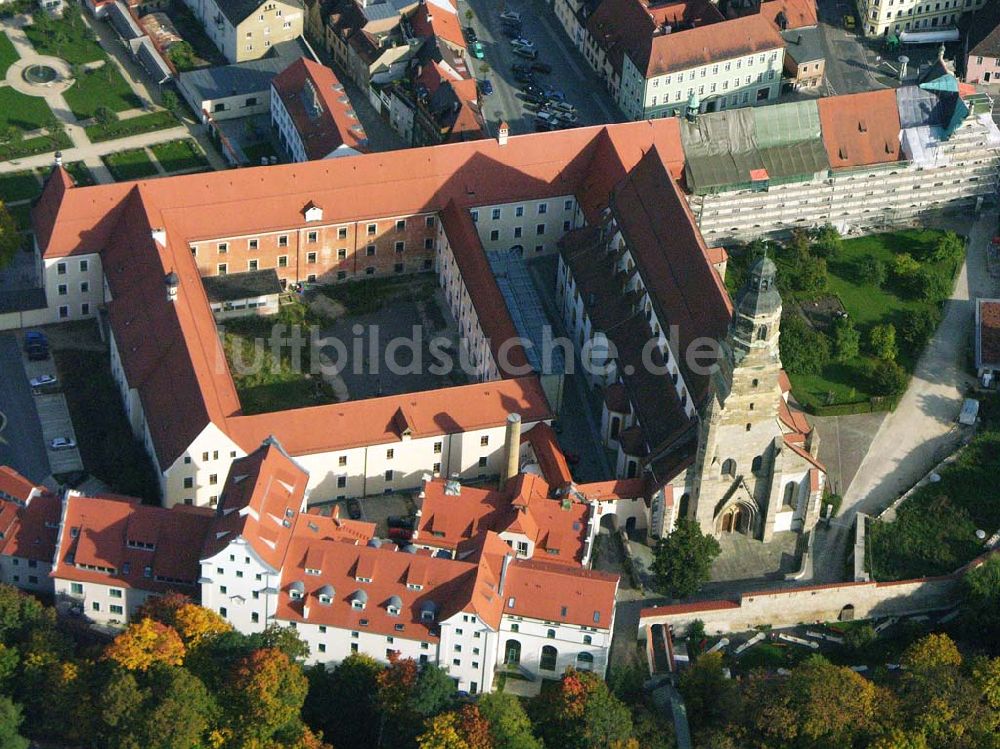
xmin=639 ymin=597 xmax=739 ymax=619
xmin=572 ymin=478 xmax=647 ymax=501
xmin=271 ymin=58 xmax=367 ymax=160
xmin=817 ymin=89 xmax=902 ymax=169
xmin=645 ymin=13 xmax=783 ymax=77
xmin=417 ymin=474 xmax=590 ymax=564
xmin=522 ymin=422 xmax=573 ymax=489
xmin=759 ymin=0 xmax=818 ymax=29
xmin=0 ymin=467 xmax=40 ymax=503
xmin=503 ymin=559 xmax=618 ymax=629
xmin=411 ymin=0 xmax=465 ymax=50
xmin=53 ymin=493 xmax=214 ymax=591
xmin=202 ymin=438 xmax=308 ymax=570
xmin=0 ymin=483 xmax=60 ymax=565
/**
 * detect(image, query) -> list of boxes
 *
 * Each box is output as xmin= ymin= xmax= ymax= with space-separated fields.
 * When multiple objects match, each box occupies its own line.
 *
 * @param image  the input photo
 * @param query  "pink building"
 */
xmin=965 ymin=5 xmax=1000 ymax=84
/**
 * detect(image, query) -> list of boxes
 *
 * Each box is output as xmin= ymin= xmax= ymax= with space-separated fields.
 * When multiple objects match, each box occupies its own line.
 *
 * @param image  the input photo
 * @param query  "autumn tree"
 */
xmin=105 ymin=619 xmax=185 ymax=672
xmin=529 ymin=668 xmax=638 ymax=749
xmin=418 ymin=705 xmax=493 ymax=749
xmin=136 ymin=594 xmax=231 ymax=648
xmin=377 ymin=657 xmax=456 ymax=746
xmin=679 ymin=651 xmax=742 ymax=735
xmin=650 ymin=517 xmax=721 ymax=599
xmin=224 ymin=647 xmax=309 ymax=747
xmin=476 ymin=693 xmax=542 ymax=749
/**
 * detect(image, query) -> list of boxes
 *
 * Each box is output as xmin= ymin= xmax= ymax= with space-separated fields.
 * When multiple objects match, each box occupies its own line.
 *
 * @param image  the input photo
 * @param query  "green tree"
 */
xmin=94 ymin=106 xmax=118 ymax=126
xmin=858 ymin=256 xmax=888 ymax=287
xmin=871 ymin=358 xmax=907 ymax=396
xmin=779 ymin=314 xmax=831 ymax=376
xmin=960 ymin=555 xmax=1000 ymax=651
xmin=832 ymin=316 xmax=861 ymax=362
xmin=304 ymin=654 xmax=382 ymax=749
xmin=868 ymin=323 xmax=898 ymax=361
xmin=161 ymin=89 xmax=181 ymax=114
xmin=650 ymin=517 xmax=721 ymax=599
xmin=912 ymin=268 xmax=951 ymax=303
xmin=930 ymin=231 xmax=964 ymax=264
xmin=899 ymin=307 xmax=941 ymax=349
xmin=135 ymin=666 xmax=215 ymax=749
xmin=0 ymin=698 xmax=28 ymax=749
xmin=791 ymin=255 xmax=828 ymax=295
xmin=679 ymin=651 xmax=742 ymax=735
xmin=811 ymin=223 xmax=842 ymax=259
xmin=476 ymin=692 xmax=542 ymax=749
xmin=167 ymin=42 xmax=197 ymax=71
xmin=529 ymin=668 xmax=637 ymax=749
xmin=94 ymin=668 xmax=145 ymax=749
xmin=892 ymin=252 xmax=920 ymax=280
xmin=224 ymin=648 xmax=309 ymax=747
xmin=0 ymin=584 xmax=51 ymax=644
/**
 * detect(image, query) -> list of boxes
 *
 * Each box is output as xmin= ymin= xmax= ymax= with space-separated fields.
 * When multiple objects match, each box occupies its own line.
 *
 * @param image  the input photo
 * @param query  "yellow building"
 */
xmin=184 ymin=0 xmax=304 ymax=63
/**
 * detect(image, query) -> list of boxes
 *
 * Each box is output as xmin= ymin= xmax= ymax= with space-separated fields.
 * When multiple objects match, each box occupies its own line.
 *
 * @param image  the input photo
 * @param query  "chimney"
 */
xmin=501 ymin=413 xmax=522 ymax=484
xmin=151 ymin=228 xmax=167 ymax=246
xmin=498 ymin=121 xmax=509 ymax=146
xmin=331 ymin=504 xmax=341 ymax=521
xmin=498 ymin=551 xmax=513 ymax=595
xmin=164 ymin=271 xmax=179 ymax=303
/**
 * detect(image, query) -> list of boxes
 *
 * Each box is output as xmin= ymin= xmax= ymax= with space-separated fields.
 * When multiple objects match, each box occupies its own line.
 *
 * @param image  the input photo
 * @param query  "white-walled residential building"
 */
xmin=557 ymin=0 xmax=784 ymax=119
xmin=50 ymin=492 xmax=214 ymax=625
xmin=270 ymin=57 xmax=367 ymax=162
xmin=857 ymin=0 xmax=985 ymax=37
xmin=0 ymin=467 xmax=60 ymax=595
xmin=181 ymin=0 xmax=304 ymax=63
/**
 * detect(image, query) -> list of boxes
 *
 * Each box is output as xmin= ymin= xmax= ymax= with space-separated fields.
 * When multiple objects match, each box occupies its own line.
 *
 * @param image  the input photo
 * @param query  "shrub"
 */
xmin=811 ymin=223 xmax=842 ymax=259
xmin=781 ymin=314 xmax=831 ymax=375
xmin=871 ymin=358 xmax=907 ymax=396
xmin=912 ymin=267 xmax=951 ymax=303
xmin=857 ymin=256 xmax=887 ymax=287
xmin=868 ymin=323 xmax=897 ymax=361
xmin=832 ymin=316 xmax=860 ymax=362
xmin=899 ymin=307 xmax=941 ymax=348
xmin=94 ymin=106 xmax=117 ymax=126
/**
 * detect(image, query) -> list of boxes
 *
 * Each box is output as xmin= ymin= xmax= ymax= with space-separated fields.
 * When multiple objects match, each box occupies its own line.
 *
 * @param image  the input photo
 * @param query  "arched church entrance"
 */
xmin=716 ymin=500 xmax=756 ymax=535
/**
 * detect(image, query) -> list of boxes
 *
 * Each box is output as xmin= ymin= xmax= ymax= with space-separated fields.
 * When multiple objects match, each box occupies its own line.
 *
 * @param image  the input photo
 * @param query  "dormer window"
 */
xmin=406 ymin=583 xmax=423 ymax=591
xmin=386 ymin=595 xmax=402 ymax=616
xmin=289 ymin=581 xmax=305 ymax=600
xmin=350 ymin=589 xmax=368 ymax=610
xmin=305 ymin=567 xmax=321 ymax=576
xmin=317 ymin=584 xmax=334 ymax=605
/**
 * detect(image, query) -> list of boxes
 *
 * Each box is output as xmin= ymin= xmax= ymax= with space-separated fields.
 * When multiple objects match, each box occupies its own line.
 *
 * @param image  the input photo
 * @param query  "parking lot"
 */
xmin=459 ymin=0 xmax=622 ymax=135
xmin=0 ymin=333 xmax=49 ymax=483
xmin=311 ymin=491 xmax=416 ymax=540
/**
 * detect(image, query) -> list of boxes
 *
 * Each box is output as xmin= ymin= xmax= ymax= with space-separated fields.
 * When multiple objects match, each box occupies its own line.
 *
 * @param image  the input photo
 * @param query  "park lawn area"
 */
xmin=868 ymin=425 xmax=1000 ymax=580
xmin=0 ymin=130 xmax=72 ymax=162
xmin=64 ymin=160 xmax=96 ymax=187
xmin=150 ymin=138 xmax=208 ymax=173
xmin=101 ymin=148 xmax=158 ymax=181
xmin=63 ymin=65 xmax=143 ymax=120
xmin=787 ymin=229 xmax=951 ymax=410
xmin=23 ymin=21 xmax=105 ymax=64
xmin=0 ymin=30 xmax=18 ymax=77
xmin=84 ymin=109 xmax=177 ymax=142
xmin=0 ymin=87 xmax=56 ymax=132
xmin=0 ymin=170 xmax=41 ymax=203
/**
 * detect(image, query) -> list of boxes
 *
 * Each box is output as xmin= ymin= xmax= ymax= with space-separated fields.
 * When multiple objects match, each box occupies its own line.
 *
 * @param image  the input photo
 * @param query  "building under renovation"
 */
xmin=684 ymin=61 xmax=1000 ymax=243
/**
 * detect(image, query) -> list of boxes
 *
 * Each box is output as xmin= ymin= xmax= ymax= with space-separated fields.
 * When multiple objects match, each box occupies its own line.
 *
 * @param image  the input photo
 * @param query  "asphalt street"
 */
xmin=458 ymin=0 xmax=622 ymax=134
xmin=0 ymin=333 xmax=49 ymax=483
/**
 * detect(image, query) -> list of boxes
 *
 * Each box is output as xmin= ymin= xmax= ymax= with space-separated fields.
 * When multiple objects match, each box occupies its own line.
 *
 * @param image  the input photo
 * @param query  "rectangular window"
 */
xmin=478 ymin=456 xmax=488 ymax=467
xmin=492 ymin=208 xmax=501 ymax=220
xmin=490 ymin=229 xmax=500 ymax=241
xmin=218 ymin=242 xmax=228 ymax=253
xmin=396 ymin=219 xmax=406 ymax=231
xmin=537 ymin=203 xmax=547 ymax=215
xmin=81 ymin=281 xmax=90 ymax=293
xmin=338 ymin=227 xmax=348 ymax=239
xmin=248 ymin=239 xmax=258 ymax=250
xmin=395 ymin=241 xmax=404 ymax=253
xmin=218 ymin=263 xmax=228 ymax=275
xmin=536 ymin=224 xmax=545 ymax=235
xmin=338 ymin=455 xmax=347 ymax=466
xmin=337 ymin=248 xmax=347 ymax=259
xmin=110 ymin=605 xmax=124 ymax=615
xmin=70 ymin=583 xmax=83 ymax=595
xmin=307 ymin=252 xmax=317 ymax=264
xmin=57 ymin=262 xmax=66 ymax=275
xmin=366 ymin=245 xmax=376 ymax=256
xmin=470 ymin=210 xmax=479 ymax=222
xmin=278 ymin=255 xmax=288 ymax=268
xmin=337 ymin=476 xmax=347 ymax=488
xmin=433 ymin=441 xmax=442 ymax=454
xmin=80 ymin=259 xmax=89 ymax=272
xmin=384 ymin=470 xmax=394 ymax=482
xmin=426 ymin=216 xmax=435 ymax=228
xmin=58 ymin=306 xmax=69 ymax=319
xmin=367 ymin=223 xmax=377 ymax=235
xmin=248 ymin=259 xmax=259 ymax=271
xmin=58 ymin=284 xmax=67 ymax=296
xmin=480 ymin=436 xmax=489 ymax=446
xmin=386 ymin=448 xmax=394 ymax=459
xmin=515 ymin=206 xmax=524 ymax=217
xmin=209 ymin=474 xmax=218 ymax=485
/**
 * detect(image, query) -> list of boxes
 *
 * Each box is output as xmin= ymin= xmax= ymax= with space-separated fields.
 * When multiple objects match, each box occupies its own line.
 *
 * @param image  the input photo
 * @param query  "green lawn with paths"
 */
xmin=0 ymin=87 xmax=57 ymax=132
xmin=786 ymin=229 xmax=953 ymax=410
xmin=63 ymin=65 xmax=143 ymax=120
xmin=150 ymin=138 xmax=208 ymax=173
xmin=22 ymin=21 xmax=105 ymax=65
xmin=0 ymin=31 xmax=18 ymax=77
xmin=63 ymin=160 xmax=96 ymax=187
xmin=102 ymin=148 xmax=158 ymax=181
xmin=0 ymin=170 xmax=41 ymax=203
xmin=84 ymin=110 xmax=178 ymax=143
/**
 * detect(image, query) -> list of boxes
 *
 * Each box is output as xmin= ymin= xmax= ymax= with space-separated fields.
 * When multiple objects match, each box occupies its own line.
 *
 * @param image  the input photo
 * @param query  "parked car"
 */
xmin=29 ymin=374 xmax=57 ymax=388
xmin=534 ymin=117 xmax=556 ymax=131
xmin=24 ymin=331 xmax=47 ymax=347
xmin=509 ymin=37 xmax=535 ymax=50
xmin=387 ymin=515 xmax=416 ymax=530
xmin=513 ymin=69 xmax=534 ymax=84
xmin=464 ymin=25 xmax=477 ymax=43
xmin=543 ymin=86 xmax=565 ymax=102
xmin=548 ymin=100 xmax=576 ymax=115
xmin=50 ymin=437 xmax=76 ymax=450
xmin=346 ymin=498 xmax=362 ymax=520
xmin=499 ymin=9 xmax=521 ymax=22
xmin=521 ymin=91 xmax=547 ymax=105
xmin=512 ymin=46 xmax=538 ymax=60
xmin=522 ymin=82 xmax=544 ymax=96
xmin=388 ymin=525 xmax=414 ymax=541
xmin=471 ymin=40 xmax=485 ymax=59
xmin=530 ymin=61 xmax=553 ymax=74
xmin=480 ymin=79 xmax=494 ymax=96
xmin=534 ymin=110 xmax=559 ymax=126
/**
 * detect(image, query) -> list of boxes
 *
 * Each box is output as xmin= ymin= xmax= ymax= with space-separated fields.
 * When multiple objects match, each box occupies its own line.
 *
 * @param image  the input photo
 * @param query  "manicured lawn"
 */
xmin=150 ymin=138 xmax=208 ymax=173
xmin=787 ymin=229 xmax=952 ymax=410
xmin=0 ymin=131 xmax=72 ymax=162
xmin=0 ymin=170 xmax=42 ymax=203
xmin=63 ymin=160 xmax=96 ymax=187
xmin=101 ymin=148 xmax=158 ymax=181
xmin=0 ymin=31 xmax=18 ymax=77
xmin=23 ymin=20 xmax=105 ymax=64
xmin=63 ymin=65 xmax=143 ymax=120
xmin=0 ymin=87 xmax=56 ymax=132
xmin=84 ymin=109 xmax=178 ymax=142
xmin=52 ymin=344 xmax=161 ymax=502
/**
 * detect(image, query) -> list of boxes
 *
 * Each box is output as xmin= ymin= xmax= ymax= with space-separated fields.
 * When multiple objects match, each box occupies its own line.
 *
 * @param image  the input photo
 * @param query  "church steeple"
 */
xmin=730 ymin=256 xmax=782 ymax=362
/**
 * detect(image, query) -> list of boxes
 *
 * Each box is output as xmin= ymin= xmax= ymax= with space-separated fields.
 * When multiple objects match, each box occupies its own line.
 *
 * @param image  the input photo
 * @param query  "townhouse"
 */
xmin=555 ymin=0 xmax=784 ymax=119
xmin=963 ymin=1 xmax=1000 ymax=85
xmin=0 ymin=467 xmax=60 ymax=595
xmin=182 ymin=0 xmax=304 ymax=63
xmin=857 ymin=0 xmax=986 ymax=37
xmin=270 ymin=56 xmax=368 ymax=161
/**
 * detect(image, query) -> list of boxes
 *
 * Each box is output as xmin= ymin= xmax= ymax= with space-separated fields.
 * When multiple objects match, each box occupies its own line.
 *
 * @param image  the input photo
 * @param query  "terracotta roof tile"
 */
xmin=817 ymin=89 xmax=902 ymax=169
xmin=759 ymin=0 xmax=818 ymax=30
xmin=979 ymin=299 xmax=1000 ymax=367
xmin=502 ymin=559 xmax=618 ymax=629
xmin=521 ymin=422 xmax=573 ymax=489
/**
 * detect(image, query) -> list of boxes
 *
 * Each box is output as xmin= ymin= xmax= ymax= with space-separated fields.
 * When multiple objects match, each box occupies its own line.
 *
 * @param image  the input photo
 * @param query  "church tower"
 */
xmin=688 ymin=257 xmax=788 ymax=541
